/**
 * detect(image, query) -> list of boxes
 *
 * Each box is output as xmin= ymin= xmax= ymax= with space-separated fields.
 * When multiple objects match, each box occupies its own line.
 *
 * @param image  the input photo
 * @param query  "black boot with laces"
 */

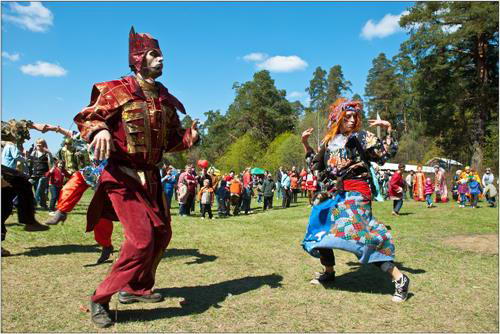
xmin=392 ymin=273 xmax=410 ymax=302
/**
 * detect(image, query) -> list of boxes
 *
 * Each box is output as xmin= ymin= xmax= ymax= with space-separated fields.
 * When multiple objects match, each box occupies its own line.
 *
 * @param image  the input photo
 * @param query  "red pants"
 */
xmin=57 ymin=171 xmax=89 ymax=213
xmin=57 ymin=171 xmax=113 ymax=248
xmin=91 ymin=186 xmax=171 ymax=304
xmin=94 ymin=218 xmax=113 ymax=248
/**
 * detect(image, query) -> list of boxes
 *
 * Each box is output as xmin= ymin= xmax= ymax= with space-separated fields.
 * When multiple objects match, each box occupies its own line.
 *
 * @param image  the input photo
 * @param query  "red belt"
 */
xmin=343 ymin=179 xmax=372 ymax=199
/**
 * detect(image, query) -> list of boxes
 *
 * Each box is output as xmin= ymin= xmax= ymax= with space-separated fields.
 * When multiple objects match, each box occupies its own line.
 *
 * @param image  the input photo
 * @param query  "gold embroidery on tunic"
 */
xmin=125 ymin=123 xmax=145 ymax=133
xmin=161 ymin=105 xmax=170 ymax=148
xmin=142 ymin=103 xmax=153 ymax=161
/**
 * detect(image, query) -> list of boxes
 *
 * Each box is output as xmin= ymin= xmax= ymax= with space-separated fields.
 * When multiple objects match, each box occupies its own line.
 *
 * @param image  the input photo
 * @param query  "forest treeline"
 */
xmin=165 ymin=2 xmax=499 ymax=174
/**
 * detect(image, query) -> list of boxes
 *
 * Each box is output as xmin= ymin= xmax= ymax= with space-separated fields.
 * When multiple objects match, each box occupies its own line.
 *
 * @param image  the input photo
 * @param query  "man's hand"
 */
xmin=89 ymin=129 xmax=114 ymax=161
xmin=30 ymin=123 xmax=50 ymax=133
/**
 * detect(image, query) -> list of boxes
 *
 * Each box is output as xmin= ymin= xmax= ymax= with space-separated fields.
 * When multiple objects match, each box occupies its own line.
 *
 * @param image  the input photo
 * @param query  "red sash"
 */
xmin=344 ymin=179 xmax=372 ymax=200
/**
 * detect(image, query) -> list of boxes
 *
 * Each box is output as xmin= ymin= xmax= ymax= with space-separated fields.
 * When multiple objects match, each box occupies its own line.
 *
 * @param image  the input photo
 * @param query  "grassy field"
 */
xmin=1 ymin=193 xmax=498 ymax=332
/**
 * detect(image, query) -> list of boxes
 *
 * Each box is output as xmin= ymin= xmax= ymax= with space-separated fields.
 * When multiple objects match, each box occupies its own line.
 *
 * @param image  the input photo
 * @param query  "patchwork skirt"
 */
xmin=302 ymin=191 xmax=395 ymax=263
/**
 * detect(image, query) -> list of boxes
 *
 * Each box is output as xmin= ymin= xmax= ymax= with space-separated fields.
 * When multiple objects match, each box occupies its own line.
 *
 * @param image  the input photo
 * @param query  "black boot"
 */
xmin=24 ymin=221 xmax=49 ymax=232
xmin=118 ymin=291 xmax=164 ymax=304
xmin=2 ymin=247 xmax=11 ymax=256
xmin=96 ymin=246 xmax=114 ymax=264
xmin=90 ymin=299 xmax=113 ymax=328
xmin=44 ymin=211 xmax=67 ymax=225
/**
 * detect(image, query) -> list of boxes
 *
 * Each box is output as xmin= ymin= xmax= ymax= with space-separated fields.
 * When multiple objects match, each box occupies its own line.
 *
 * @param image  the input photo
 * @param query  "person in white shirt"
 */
xmin=482 ymin=168 xmax=496 ymax=207
xmin=482 ymin=168 xmax=494 ymax=187
xmin=405 ymin=170 xmax=414 ymax=200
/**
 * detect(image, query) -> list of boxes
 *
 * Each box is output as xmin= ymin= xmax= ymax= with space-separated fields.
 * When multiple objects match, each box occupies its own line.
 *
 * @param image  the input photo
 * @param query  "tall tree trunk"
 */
xmin=402 ymin=103 xmax=408 ymax=133
xmin=470 ymin=33 xmax=490 ymax=171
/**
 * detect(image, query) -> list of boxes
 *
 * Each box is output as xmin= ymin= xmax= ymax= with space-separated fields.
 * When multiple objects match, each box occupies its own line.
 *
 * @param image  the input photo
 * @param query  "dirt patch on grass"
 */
xmin=442 ymin=234 xmax=499 ymax=255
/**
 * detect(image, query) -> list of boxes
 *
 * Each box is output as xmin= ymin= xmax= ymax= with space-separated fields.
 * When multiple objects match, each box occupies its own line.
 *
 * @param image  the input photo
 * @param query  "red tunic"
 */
xmin=388 ymin=171 xmax=404 ymax=200
xmin=74 ymin=76 xmax=196 ymax=232
xmin=74 ymin=75 xmax=197 ymax=303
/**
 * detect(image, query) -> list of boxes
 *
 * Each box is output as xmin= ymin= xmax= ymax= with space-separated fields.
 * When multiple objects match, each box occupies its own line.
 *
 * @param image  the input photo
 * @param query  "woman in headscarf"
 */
xmin=413 ymin=165 xmax=426 ymax=201
xmin=433 ymin=165 xmax=448 ymax=203
xmin=300 ymin=98 xmax=410 ymax=303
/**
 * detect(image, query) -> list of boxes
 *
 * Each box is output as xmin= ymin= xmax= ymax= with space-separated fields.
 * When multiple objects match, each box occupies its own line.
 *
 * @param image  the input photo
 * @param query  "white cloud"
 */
xmin=243 ymin=52 xmax=268 ymax=62
xmin=242 ymin=52 xmax=308 ymax=73
xmin=20 ymin=61 xmax=67 ymax=77
xmin=360 ymin=11 xmax=409 ymax=40
xmin=442 ymin=24 xmax=461 ymax=34
xmin=2 ymin=2 xmax=54 ymax=32
xmin=434 ymin=8 xmax=460 ymax=34
xmin=2 ymin=51 xmax=20 ymax=61
xmin=287 ymin=91 xmax=305 ymax=100
xmin=256 ymin=55 xmax=308 ymax=73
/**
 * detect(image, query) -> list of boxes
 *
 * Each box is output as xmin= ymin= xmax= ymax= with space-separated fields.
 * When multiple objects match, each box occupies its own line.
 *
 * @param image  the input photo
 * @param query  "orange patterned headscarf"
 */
xmin=322 ymin=97 xmax=363 ymax=144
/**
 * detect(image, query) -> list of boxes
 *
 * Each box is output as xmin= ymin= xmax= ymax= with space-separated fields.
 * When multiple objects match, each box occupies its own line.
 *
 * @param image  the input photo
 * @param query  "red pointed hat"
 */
xmin=129 ymin=26 xmax=162 ymax=72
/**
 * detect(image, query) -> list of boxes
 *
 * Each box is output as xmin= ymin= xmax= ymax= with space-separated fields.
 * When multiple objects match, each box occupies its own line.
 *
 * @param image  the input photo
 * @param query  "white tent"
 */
xmin=371 ymin=162 xmax=435 ymax=173
xmin=426 ymin=157 xmax=463 ymax=167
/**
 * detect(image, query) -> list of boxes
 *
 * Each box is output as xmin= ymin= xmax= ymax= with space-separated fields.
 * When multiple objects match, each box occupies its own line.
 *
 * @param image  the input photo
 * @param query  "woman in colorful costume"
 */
xmin=413 ymin=165 xmax=426 ymax=201
xmin=301 ymin=98 xmax=410 ymax=303
xmin=40 ymin=125 xmax=115 ymax=264
xmin=433 ymin=165 xmax=448 ymax=202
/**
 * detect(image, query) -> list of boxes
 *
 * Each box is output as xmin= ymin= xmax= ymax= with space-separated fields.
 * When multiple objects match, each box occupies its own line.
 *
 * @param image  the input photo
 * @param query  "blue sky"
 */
xmin=2 ymin=1 xmax=413 ymax=152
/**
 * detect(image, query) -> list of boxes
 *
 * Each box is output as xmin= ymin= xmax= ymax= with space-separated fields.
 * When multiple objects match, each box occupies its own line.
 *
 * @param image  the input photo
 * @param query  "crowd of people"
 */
xmin=2 ymin=122 xmax=496 ymax=264
xmin=158 ymin=163 xmax=320 ymax=219
xmin=384 ymin=164 xmax=497 ymax=216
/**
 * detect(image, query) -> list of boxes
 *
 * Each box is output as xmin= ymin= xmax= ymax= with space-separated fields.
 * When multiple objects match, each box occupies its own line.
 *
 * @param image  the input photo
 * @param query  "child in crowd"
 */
xmin=216 ymin=179 xmax=230 ymax=217
xmin=457 ymin=178 xmax=469 ymax=208
xmin=255 ymin=176 xmax=263 ymax=204
xmin=483 ymin=183 xmax=497 ymax=208
xmin=241 ymin=184 xmax=254 ymax=215
xmin=229 ymin=176 xmax=243 ymax=215
xmin=45 ymin=160 xmax=70 ymax=213
xmin=468 ymin=175 xmax=483 ymax=208
xmin=177 ymin=182 xmax=188 ymax=217
xmin=198 ymin=179 xmax=214 ymax=219
xmin=424 ymin=177 xmax=434 ymax=208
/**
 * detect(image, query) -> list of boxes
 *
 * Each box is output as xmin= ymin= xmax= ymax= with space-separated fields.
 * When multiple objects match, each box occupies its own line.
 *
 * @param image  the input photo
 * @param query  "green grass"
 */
xmin=2 ymin=193 xmax=498 ymax=332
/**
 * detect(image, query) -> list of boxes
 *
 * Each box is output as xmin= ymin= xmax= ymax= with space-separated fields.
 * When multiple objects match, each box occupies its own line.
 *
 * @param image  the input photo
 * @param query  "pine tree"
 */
xmin=326 ymin=65 xmax=352 ymax=105
xmin=399 ymin=1 xmax=499 ymax=170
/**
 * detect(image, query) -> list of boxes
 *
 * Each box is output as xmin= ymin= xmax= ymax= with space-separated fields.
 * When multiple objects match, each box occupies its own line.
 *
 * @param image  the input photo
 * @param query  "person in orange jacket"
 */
xmin=229 ymin=176 xmax=243 ymax=215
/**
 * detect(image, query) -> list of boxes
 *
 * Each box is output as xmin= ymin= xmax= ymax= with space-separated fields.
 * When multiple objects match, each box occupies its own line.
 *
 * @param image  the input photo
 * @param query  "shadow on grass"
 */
xmin=116 ymin=274 xmax=283 ymax=323
xmin=84 ymin=248 xmax=217 ymax=267
xmin=323 ymin=265 xmax=395 ymax=295
xmin=4 ymin=222 xmax=24 ymax=227
xmin=163 ymin=248 xmax=217 ymax=265
xmin=83 ymin=259 xmax=113 ymax=267
xmin=345 ymin=261 xmax=426 ymax=274
xmin=397 ymin=212 xmax=414 ymax=216
xmin=14 ymin=244 xmax=102 ymax=257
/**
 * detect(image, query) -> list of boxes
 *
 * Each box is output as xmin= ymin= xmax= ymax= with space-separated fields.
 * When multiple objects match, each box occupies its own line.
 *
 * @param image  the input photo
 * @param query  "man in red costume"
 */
xmin=74 ymin=27 xmax=199 ymax=328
